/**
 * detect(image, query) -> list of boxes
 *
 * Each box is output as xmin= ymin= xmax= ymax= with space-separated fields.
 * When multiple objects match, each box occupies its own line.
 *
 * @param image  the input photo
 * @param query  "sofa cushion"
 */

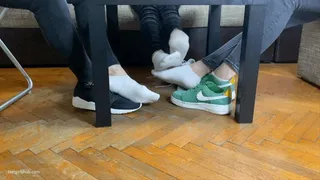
xmin=0 ymin=5 xmax=244 ymax=28
xmin=297 ymin=20 xmax=320 ymax=87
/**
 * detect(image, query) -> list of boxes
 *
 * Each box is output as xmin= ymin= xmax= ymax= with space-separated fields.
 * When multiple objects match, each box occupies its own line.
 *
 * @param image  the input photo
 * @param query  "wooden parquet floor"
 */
xmin=0 ymin=64 xmax=319 ymax=180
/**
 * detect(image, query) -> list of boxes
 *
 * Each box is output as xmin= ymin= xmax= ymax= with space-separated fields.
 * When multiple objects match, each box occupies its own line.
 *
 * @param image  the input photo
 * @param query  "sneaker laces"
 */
xmin=181 ymin=58 xmax=196 ymax=66
xmin=84 ymin=81 xmax=94 ymax=88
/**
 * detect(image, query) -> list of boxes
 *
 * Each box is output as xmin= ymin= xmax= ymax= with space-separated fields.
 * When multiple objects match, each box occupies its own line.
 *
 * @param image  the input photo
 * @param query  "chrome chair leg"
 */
xmin=0 ymin=8 xmax=33 ymax=111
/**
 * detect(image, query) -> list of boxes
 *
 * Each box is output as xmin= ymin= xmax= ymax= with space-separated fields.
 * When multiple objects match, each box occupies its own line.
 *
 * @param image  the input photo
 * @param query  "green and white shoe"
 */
xmin=177 ymin=74 xmax=236 ymax=100
xmin=200 ymin=74 xmax=236 ymax=100
xmin=171 ymin=82 xmax=232 ymax=115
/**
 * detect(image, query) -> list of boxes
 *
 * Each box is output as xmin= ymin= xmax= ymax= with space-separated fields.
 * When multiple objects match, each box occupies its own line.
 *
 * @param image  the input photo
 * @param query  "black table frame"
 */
xmin=87 ymin=1 xmax=266 ymax=127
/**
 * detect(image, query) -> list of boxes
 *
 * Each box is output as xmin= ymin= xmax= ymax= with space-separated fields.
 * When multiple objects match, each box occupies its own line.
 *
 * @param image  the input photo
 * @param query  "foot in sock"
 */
xmin=152 ymin=65 xmax=200 ymax=89
xmin=72 ymin=82 xmax=142 ymax=114
xmin=152 ymin=50 xmax=182 ymax=71
xmin=169 ymin=29 xmax=190 ymax=62
xmin=109 ymin=75 xmax=160 ymax=103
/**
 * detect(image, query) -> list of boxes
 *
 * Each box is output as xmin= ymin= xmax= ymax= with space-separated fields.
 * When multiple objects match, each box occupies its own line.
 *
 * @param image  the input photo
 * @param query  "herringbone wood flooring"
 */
xmin=0 ymin=64 xmax=319 ymax=179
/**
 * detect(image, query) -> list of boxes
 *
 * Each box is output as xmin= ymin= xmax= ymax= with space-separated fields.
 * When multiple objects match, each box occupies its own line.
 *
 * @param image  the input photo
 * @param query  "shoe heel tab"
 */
xmin=230 ymin=77 xmax=236 ymax=85
xmin=224 ymin=88 xmax=232 ymax=99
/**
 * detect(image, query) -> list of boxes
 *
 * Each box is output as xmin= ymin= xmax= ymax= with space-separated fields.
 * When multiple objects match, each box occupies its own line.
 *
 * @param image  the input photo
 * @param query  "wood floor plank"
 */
xmin=228 ymin=112 xmax=271 ymax=145
xmin=133 ymin=116 xmax=186 ymax=147
xmin=190 ymin=116 xmax=231 ymax=147
xmin=184 ymin=143 xmax=285 ymax=180
xmin=80 ymin=147 xmax=150 ymax=180
xmin=0 ymin=120 xmax=48 ymax=144
xmin=102 ymin=147 xmax=176 ymax=180
xmin=9 ymin=120 xmax=65 ymax=155
xmin=164 ymin=144 xmax=255 ymax=180
xmin=302 ymin=117 xmax=320 ymax=142
xmin=210 ymin=123 xmax=248 ymax=145
xmin=0 ymin=121 xmax=49 ymax=154
xmin=266 ymin=110 xmax=309 ymax=143
xmin=30 ymin=119 xmax=92 ymax=154
xmin=284 ymin=112 xmax=319 ymax=142
xmin=111 ymin=116 xmax=171 ymax=150
xmin=239 ymin=141 xmax=319 ymax=178
xmin=37 ymin=150 xmax=96 ymax=180
xmin=50 ymin=128 xmax=106 ymax=153
xmin=152 ymin=117 xmax=213 ymax=148
xmin=280 ymin=139 xmax=320 ymax=157
xmin=50 ymin=115 xmax=134 ymax=153
xmin=0 ymin=151 xmax=43 ymax=179
xmin=15 ymin=150 xmax=68 ymax=180
xmin=123 ymin=146 xmax=200 ymax=179
xmin=71 ymin=115 xmax=148 ymax=152
xmin=61 ymin=149 xmax=117 ymax=179
xmin=259 ymin=140 xmax=320 ymax=172
xmin=141 ymin=145 xmax=229 ymax=180
xmin=247 ymin=112 xmax=289 ymax=144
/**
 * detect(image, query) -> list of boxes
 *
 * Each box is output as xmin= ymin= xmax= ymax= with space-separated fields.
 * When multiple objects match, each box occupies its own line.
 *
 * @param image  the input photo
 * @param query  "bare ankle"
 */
xmin=214 ymin=63 xmax=236 ymax=80
xmin=109 ymin=64 xmax=127 ymax=76
xmin=190 ymin=60 xmax=211 ymax=78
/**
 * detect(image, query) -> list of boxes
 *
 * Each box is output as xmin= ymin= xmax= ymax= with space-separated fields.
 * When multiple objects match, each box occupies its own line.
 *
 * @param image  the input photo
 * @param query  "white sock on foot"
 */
xmin=169 ymin=29 xmax=190 ymax=62
xmin=152 ymin=65 xmax=200 ymax=89
xmin=109 ymin=75 xmax=160 ymax=103
xmin=212 ymin=72 xmax=229 ymax=82
xmin=152 ymin=50 xmax=182 ymax=71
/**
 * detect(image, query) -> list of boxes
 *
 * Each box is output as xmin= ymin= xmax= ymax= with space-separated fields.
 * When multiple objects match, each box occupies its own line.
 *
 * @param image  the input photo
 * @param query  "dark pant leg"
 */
xmin=158 ymin=5 xmax=181 ymax=38
xmin=203 ymin=0 xmax=320 ymax=73
xmin=131 ymin=5 xmax=162 ymax=52
xmin=1 ymin=0 xmax=93 ymax=83
xmin=157 ymin=5 xmax=181 ymax=52
xmin=68 ymin=0 xmax=119 ymax=67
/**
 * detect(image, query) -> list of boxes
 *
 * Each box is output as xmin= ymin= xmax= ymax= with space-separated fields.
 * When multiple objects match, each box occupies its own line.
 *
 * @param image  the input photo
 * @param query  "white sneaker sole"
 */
xmin=72 ymin=97 xmax=142 ymax=115
xmin=171 ymin=96 xmax=232 ymax=115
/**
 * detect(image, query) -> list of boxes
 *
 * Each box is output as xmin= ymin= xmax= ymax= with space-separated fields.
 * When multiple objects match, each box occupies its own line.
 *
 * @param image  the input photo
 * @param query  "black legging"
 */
xmin=131 ymin=5 xmax=181 ymax=52
xmin=1 ymin=0 xmax=119 ymax=84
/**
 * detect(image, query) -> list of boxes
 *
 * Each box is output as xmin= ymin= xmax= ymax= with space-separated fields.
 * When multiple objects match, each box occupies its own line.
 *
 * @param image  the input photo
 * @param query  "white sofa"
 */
xmin=0 ymin=5 xmax=245 ymax=29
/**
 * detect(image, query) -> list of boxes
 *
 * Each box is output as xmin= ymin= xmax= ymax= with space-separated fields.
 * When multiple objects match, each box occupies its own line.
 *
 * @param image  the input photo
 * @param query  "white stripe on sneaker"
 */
xmin=218 ymin=83 xmax=233 ymax=88
xmin=72 ymin=97 xmax=142 ymax=115
xmin=196 ymin=91 xmax=227 ymax=101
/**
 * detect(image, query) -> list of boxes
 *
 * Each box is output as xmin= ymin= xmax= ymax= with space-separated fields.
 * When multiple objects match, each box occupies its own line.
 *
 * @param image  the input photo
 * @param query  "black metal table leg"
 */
xmin=206 ymin=5 xmax=222 ymax=55
xmin=107 ymin=5 xmax=119 ymax=35
xmin=88 ymin=4 xmax=112 ymax=127
xmin=107 ymin=5 xmax=121 ymax=57
xmin=235 ymin=5 xmax=266 ymax=123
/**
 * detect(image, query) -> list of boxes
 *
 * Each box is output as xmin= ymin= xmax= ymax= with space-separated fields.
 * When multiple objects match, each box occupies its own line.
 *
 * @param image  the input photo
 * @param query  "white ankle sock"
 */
xmin=152 ymin=65 xmax=200 ymax=89
xmin=109 ymin=75 xmax=160 ymax=103
xmin=212 ymin=72 xmax=229 ymax=82
xmin=152 ymin=50 xmax=182 ymax=71
xmin=169 ymin=29 xmax=190 ymax=62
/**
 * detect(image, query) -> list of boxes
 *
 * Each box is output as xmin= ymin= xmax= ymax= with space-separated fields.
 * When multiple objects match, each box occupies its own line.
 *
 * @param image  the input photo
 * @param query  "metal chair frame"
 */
xmin=0 ymin=8 xmax=33 ymax=111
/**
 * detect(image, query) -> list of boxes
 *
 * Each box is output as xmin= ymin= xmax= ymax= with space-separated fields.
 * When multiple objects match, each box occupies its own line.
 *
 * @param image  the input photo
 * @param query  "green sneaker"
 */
xmin=171 ymin=82 xmax=232 ymax=115
xmin=201 ymin=74 xmax=236 ymax=100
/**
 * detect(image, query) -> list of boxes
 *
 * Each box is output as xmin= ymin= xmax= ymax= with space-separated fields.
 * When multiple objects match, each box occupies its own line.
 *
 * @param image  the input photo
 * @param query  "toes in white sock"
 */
xmin=152 ymin=50 xmax=182 ymax=71
xmin=169 ymin=29 xmax=190 ymax=62
xmin=152 ymin=65 xmax=200 ymax=89
xmin=110 ymin=75 xmax=160 ymax=103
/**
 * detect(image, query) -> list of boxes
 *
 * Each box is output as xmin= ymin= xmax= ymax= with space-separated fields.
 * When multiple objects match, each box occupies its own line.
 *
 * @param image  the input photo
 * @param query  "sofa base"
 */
xmin=0 ymin=26 xmax=300 ymax=68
